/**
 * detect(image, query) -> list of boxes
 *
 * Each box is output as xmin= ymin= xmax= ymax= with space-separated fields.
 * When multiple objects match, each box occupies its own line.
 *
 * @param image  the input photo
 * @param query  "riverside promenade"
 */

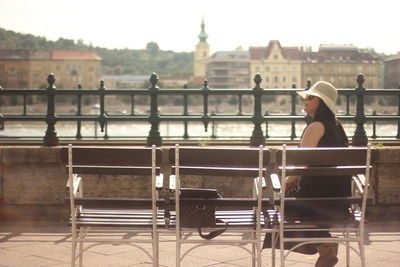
xmin=0 ymin=220 xmax=399 ymax=267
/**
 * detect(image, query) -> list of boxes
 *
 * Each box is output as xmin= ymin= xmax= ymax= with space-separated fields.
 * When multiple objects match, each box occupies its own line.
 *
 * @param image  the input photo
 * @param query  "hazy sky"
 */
xmin=1 ymin=0 xmax=399 ymax=55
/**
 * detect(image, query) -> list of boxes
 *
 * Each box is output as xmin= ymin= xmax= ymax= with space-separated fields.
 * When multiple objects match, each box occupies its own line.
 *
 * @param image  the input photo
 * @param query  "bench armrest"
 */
xmin=270 ymin=173 xmax=281 ymax=192
xmin=156 ymin=174 xmax=164 ymax=190
xmin=169 ymin=175 xmax=176 ymax=191
xmin=66 ymin=174 xmax=82 ymax=197
xmin=352 ymin=174 xmax=365 ymax=194
xmin=253 ymin=177 xmax=266 ymax=196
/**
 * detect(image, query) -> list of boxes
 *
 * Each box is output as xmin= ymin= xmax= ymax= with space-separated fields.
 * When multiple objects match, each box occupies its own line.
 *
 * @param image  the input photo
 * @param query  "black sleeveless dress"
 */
xmin=262 ymin=119 xmax=351 ymax=254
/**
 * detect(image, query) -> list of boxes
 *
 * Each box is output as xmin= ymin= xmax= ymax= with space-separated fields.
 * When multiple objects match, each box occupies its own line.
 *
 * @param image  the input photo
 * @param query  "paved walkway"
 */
xmin=0 ymin=220 xmax=399 ymax=266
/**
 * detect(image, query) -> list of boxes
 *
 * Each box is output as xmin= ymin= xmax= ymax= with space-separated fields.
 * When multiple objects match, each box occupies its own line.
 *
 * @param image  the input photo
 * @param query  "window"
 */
xmin=273 ymin=55 xmax=278 ymax=60
xmin=265 ymin=67 xmax=270 ymax=71
xmin=283 ymin=77 xmax=286 ymax=82
xmin=274 ymin=76 xmax=278 ymax=82
xmin=292 ymin=77 xmax=297 ymax=82
xmin=8 ymin=67 xmax=16 ymax=74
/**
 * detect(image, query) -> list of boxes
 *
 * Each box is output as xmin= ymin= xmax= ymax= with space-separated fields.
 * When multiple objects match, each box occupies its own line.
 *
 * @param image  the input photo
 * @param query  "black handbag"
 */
xmin=180 ymin=188 xmax=228 ymax=239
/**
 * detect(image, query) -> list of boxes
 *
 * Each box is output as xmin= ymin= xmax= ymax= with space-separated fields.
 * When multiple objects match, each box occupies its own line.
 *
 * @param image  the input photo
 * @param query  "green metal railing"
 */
xmin=0 ymin=73 xmax=399 ymax=146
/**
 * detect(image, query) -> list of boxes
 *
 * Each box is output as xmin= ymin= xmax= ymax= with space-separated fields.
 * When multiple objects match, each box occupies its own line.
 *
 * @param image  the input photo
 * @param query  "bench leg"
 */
xmin=71 ymin=226 xmax=77 ymax=267
xmin=176 ymin=231 xmax=181 ymax=267
xmin=271 ymin=231 xmax=276 ymax=267
xmin=153 ymin=232 xmax=159 ymax=267
xmin=359 ymin=237 xmax=366 ymax=267
xmin=78 ymin=238 xmax=83 ymax=267
xmin=251 ymin=232 xmax=256 ymax=267
xmin=345 ymin=231 xmax=350 ymax=267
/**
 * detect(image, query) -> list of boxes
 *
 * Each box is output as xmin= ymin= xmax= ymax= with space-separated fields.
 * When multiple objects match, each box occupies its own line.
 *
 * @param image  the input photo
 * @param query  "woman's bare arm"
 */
xmin=285 ymin=122 xmax=325 ymax=193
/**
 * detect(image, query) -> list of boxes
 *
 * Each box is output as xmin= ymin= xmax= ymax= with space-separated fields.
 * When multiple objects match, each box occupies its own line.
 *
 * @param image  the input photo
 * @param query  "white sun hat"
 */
xmin=297 ymin=81 xmax=338 ymax=115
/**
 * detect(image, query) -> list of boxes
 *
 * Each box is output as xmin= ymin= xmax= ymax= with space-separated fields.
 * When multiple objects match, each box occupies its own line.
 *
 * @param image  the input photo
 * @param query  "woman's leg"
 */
xmin=315 ymin=243 xmax=338 ymax=267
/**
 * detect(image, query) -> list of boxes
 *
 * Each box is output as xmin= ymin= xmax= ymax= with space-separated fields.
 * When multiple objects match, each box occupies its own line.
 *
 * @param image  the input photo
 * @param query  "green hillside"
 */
xmin=0 ymin=28 xmax=193 ymax=77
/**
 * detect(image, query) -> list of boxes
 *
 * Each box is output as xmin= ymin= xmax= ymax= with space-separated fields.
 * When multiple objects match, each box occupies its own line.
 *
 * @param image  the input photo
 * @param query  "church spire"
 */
xmin=198 ymin=16 xmax=208 ymax=44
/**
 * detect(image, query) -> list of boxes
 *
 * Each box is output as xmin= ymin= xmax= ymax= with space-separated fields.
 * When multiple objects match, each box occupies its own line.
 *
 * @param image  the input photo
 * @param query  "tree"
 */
xmin=146 ymin=42 xmax=159 ymax=56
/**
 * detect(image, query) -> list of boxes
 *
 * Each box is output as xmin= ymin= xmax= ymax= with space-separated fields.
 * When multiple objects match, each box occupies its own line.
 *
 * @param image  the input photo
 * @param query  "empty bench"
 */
xmin=61 ymin=145 xmax=164 ymax=267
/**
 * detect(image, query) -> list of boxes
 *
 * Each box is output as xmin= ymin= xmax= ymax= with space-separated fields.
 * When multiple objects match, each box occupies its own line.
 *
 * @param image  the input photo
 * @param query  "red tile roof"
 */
xmin=384 ymin=52 xmax=400 ymax=62
xmin=250 ymin=41 xmax=301 ymax=60
xmin=51 ymin=50 xmax=102 ymax=60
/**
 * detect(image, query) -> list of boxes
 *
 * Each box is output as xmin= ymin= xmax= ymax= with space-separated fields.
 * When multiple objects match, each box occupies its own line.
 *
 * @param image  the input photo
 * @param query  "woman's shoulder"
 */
xmin=306 ymin=121 xmax=325 ymax=132
xmin=300 ymin=121 xmax=325 ymax=147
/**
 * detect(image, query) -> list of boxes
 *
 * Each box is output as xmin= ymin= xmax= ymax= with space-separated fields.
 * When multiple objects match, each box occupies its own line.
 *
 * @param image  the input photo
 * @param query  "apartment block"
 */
xmin=384 ymin=52 xmax=400 ymax=89
xmin=206 ymin=49 xmax=250 ymax=89
xmin=301 ymin=45 xmax=381 ymax=89
xmin=250 ymin=40 xmax=302 ymax=89
xmin=0 ymin=49 xmax=102 ymax=89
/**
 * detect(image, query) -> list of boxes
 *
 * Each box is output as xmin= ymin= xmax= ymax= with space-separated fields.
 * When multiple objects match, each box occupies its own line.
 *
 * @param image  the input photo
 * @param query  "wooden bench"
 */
xmin=168 ymin=145 xmax=272 ymax=267
xmin=61 ymin=145 xmax=164 ymax=267
xmin=268 ymin=144 xmax=372 ymax=267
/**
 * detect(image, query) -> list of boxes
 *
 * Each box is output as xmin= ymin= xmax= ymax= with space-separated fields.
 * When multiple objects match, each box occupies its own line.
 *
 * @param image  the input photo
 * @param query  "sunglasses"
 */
xmin=306 ymin=95 xmax=316 ymax=101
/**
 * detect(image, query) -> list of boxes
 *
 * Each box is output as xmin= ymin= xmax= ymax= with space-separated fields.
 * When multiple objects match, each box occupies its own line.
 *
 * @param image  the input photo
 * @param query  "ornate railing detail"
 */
xmin=1 ymin=73 xmax=399 ymax=146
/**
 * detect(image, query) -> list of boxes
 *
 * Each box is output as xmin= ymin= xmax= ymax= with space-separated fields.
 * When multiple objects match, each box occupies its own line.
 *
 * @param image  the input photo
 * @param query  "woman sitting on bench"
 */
xmin=263 ymin=81 xmax=349 ymax=267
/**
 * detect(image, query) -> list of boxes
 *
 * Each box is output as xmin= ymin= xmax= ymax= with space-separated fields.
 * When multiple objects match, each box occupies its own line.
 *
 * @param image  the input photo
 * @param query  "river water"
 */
xmin=1 ymin=120 xmax=398 ymax=140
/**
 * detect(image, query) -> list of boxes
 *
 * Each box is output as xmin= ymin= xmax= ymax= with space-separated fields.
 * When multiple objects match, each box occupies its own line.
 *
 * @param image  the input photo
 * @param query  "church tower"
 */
xmin=193 ymin=17 xmax=210 ymax=80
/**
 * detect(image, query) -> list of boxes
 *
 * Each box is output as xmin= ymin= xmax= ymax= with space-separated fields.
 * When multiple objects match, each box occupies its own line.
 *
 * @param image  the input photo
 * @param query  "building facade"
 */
xmin=0 ymin=49 xmax=101 ymax=89
xmin=0 ymin=49 xmax=30 ymax=89
xmin=301 ymin=45 xmax=381 ymax=89
xmin=250 ymin=40 xmax=302 ymax=88
xmin=206 ymin=48 xmax=250 ymax=89
xmin=193 ymin=17 xmax=210 ymax=82
xmin=384 ymin=53 xmax=400 ymax=89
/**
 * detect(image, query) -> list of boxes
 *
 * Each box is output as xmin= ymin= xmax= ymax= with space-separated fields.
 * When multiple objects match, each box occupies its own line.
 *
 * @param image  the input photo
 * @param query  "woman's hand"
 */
xmin=285 ymin=176 xmax=300 ymax=194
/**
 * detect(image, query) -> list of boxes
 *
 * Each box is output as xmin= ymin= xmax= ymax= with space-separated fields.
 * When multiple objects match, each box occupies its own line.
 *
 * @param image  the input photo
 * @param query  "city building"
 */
xmin=206 ymin=48 xmax=250 ymax=89
xmin=0 ymin=49 xmax=30 ymax=89
xmin=101 ymin=75 xmax=149 ymax=89
xmin=301 ymin=44 xmax=381 ymax=89
xmin=0 ymin=49 xmax=101 ymax=89
xmin=384 ymin=52 xmax=400 ymax=89
xmin=193 ymin=17 xmax=210 ymax=83
xmin=250 ymin=40 xmax=302 ymax=88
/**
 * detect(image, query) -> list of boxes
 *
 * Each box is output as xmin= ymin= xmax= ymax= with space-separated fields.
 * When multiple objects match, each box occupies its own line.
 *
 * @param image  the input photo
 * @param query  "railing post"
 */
xmin=264 ymin=111 xmax=269 ymax=138
xmin=290 ymin=83 xmax=297 ymax=140
xmin=211 ymin=111 xmax=217 ymax=138
xmin=306 ymin=80 xmax=311 ymax=89
xmin=238 ymin=94 xmax=243 ymax=115
xmin=98 ymin=80 xmax=107 ymax=132
xmin=183 ymin=84 xmax=189 ymax=139
xmin=146 ymin=73 xmax=162 ymax=146
xmin=23 ymin=94 xmax=27 ymax=115
xmin=352 ymin=74 xmax=368 ymax=146
xmin=43 ymin=73 xmax=59 ymax=146
xmin=372 ymin=111 xmax=377 ymax=139
xmin=201 ymin=80 xmax=210 ymax=132
xmin=76 ymin=83 xmax=82 ymax=139
xmin=346 ymin=95 xmax=351 ymax=115
xmin=305 ymin=80 xmax=312 ymax=125
xmin=250 ymin=73 xmax=265 ymax=146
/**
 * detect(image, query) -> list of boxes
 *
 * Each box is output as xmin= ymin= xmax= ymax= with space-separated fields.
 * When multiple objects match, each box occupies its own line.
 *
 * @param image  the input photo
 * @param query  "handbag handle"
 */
xmin=198 ymin=219 xmax=228 ymax=240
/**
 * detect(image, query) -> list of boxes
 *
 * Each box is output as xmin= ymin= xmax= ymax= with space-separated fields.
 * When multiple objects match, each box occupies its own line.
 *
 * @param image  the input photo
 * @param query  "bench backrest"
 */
xmin=276 ymin=146 xmax=371 ymax=177
xmin=61 ymin=146 xmax=162 ymax=175
xmin=169 ymin=146 xmax=270 ymax=177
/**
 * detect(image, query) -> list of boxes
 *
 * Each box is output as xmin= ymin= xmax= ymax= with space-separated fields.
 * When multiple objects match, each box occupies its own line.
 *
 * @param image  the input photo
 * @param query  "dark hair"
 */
xmin=313 ymin=98 xmax=348 ymax=146
xmin=312 ymin=99 xmax=335 ymax=122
